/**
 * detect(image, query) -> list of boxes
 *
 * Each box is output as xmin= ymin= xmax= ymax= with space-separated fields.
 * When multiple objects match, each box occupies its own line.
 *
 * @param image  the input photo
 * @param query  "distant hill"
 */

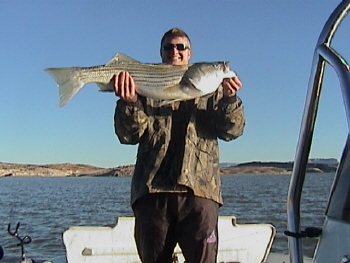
xmin=220 ymin=160 xmax=337 ymax=175
xmin=309 ymin=158 xmax=338 ymax=165
xmin=0 ymin=162 xmax=133 ymax=177
xmin=0 ymin=159 xmax=338 ymax=177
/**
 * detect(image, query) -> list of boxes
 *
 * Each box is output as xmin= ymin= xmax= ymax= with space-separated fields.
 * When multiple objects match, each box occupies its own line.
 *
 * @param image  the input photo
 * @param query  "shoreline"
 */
xmin=0 ymin=161 xmax=337 ymax=178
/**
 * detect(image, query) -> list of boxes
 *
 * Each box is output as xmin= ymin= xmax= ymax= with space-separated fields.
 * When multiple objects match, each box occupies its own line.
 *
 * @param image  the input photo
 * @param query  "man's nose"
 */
xmin=171 ymin=47 xmax=179 ymax=54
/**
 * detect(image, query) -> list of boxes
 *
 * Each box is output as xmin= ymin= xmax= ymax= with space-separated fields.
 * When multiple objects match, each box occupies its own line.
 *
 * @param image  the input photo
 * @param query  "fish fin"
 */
xmin=45 ymin=67 xmax=84 ymax=107
xmin=158 ymin=99 xmax=183 ymax=107
xmin=106 ymin=53 xmax=140 ymax=66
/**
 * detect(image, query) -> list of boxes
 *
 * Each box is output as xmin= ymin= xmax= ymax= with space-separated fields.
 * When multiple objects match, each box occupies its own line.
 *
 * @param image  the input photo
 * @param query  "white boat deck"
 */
xmin=63 ymin=216 xmax=276 ymax=263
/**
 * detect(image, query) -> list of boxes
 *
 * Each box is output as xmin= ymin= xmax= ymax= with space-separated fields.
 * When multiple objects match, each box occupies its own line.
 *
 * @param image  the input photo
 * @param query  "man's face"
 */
xmin=161 ymin=36 xmax=191 ymax=65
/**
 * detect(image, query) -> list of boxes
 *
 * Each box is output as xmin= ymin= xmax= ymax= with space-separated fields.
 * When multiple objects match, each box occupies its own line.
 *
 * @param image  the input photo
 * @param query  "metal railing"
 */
xmin=286 ymin=1 xmax=350 ymax=262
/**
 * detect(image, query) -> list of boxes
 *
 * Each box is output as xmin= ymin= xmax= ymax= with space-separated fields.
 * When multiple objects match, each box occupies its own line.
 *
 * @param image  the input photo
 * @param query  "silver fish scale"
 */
xmin=79 ymin=64 xmax=189 ymax=90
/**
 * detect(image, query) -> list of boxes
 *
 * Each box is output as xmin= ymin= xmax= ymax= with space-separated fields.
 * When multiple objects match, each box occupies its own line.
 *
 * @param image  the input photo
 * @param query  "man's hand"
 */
xmin=222 ymin=76 xmax=242 ymax=97
xmin=113 ymin=71 xmax=138 ymax=103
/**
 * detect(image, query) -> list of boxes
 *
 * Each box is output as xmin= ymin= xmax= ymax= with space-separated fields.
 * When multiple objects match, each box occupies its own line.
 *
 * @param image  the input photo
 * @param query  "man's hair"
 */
xmin=160 ymin=28 xmax=191 ymax=47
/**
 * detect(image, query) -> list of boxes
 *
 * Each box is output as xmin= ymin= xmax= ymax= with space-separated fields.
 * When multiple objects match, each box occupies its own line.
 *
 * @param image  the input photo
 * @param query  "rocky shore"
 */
xmin=0 ymin=161 xmax=338 ymax=177
xmin=0 ymin=162 xmax=134 ymax=177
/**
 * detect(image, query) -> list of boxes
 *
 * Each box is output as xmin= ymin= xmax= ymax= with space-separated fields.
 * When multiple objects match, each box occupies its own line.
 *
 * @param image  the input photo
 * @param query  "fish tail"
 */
xmin=45 ymin=67 xmax=84 ymax=107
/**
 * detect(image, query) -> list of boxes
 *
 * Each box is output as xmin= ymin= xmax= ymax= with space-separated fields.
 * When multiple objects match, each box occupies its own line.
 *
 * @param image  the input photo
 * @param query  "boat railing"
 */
xmin=286 ymin=1 xmax=350 ymax=262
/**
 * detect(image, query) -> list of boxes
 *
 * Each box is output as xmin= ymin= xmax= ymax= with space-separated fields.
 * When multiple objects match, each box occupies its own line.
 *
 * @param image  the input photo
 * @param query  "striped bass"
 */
xmin=45 ymin=53 xmax=237 ymax=107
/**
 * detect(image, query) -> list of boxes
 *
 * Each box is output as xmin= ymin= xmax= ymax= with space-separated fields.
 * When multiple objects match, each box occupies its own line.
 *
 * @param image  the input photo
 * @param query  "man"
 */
xmin=113 ymin=28 xmax=245 ymax=263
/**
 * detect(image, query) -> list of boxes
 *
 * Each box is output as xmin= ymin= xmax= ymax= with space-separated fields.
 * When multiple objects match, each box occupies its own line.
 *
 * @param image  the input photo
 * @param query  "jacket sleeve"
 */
xmin=114 ymin=98 xmax=148 ymax=145
xmin=215 ymin=95 xmax=245 ymax=141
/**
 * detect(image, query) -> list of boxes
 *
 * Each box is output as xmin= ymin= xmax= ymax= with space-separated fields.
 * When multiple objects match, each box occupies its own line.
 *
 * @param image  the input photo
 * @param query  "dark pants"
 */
xmin=132 ymin=192 xmax=219 ymax=263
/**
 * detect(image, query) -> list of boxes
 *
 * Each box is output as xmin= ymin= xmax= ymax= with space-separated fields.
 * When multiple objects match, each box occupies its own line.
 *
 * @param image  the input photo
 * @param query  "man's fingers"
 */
xmin=113 ymin=75 xmax=118 ymax=96
xmin=124 ymin=72 xmax=130 ymax=97
xmin=118 ymin=72 xmax=124 ymax=98
xmin=129 ymin=74 xmax=136 ymax=97
xmin=233 ymin=77 xmax=242 ymax=88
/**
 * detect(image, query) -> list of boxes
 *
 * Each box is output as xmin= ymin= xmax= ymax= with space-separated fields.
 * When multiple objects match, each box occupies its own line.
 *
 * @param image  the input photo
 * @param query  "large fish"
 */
xmin=45 ymin=53 xmax=237 ymax=107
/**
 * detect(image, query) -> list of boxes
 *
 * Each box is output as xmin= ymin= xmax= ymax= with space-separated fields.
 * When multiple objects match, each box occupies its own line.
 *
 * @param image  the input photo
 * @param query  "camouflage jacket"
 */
xmin=114 ymin=88 xmax=245 ymax=206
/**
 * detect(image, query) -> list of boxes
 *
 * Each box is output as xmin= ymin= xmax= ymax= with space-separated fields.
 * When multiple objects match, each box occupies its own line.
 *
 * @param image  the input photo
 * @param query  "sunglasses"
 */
xmin=162 ymin=43 xmax=189 ymax=51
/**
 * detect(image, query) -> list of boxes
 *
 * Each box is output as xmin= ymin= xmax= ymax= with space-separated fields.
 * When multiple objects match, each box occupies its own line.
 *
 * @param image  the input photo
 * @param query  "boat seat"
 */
xmin=63 ymin=216 xmax=276 ymax=263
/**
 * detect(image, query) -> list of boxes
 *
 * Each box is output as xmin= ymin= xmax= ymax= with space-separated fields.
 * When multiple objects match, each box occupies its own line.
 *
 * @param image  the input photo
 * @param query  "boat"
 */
xmin=2 ymin=1 xmax=350 ymax=262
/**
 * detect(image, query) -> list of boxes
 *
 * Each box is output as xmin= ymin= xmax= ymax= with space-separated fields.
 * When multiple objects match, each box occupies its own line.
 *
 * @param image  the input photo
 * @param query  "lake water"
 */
xmin=0 ymin=173 xmax=334 ymax=262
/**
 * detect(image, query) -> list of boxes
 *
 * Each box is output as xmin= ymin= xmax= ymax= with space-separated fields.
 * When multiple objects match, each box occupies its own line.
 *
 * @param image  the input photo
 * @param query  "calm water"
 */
xmin=0 ymin=173 xmax=334 ymax=262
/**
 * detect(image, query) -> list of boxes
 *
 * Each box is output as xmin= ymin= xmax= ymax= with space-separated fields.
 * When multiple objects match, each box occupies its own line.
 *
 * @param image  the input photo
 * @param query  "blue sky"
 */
xmin=1 ymin=1 xmax=349 ymax=168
